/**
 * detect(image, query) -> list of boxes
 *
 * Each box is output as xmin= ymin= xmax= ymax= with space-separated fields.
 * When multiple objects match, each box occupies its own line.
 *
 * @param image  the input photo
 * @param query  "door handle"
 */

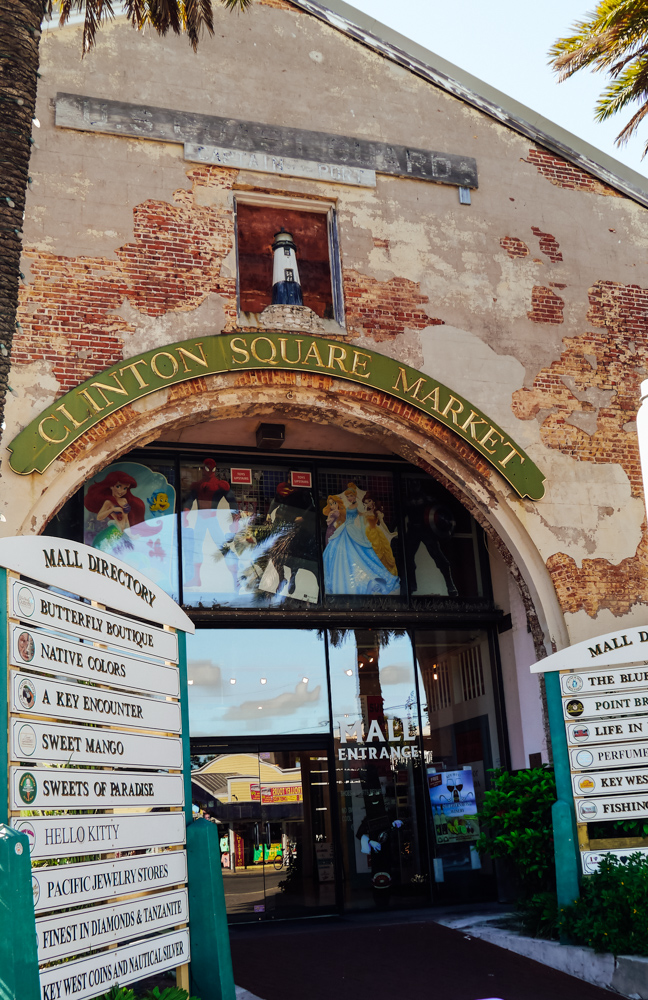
xmin=254 ymin=823 xmax=260 ymax=850
xmin=265 ymin=822 xmax=271 ymax=847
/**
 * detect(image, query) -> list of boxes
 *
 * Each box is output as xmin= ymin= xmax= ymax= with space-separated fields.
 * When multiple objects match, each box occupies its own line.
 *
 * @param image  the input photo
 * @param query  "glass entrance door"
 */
xmin=191 ymin=745 xmax=337 ymax=922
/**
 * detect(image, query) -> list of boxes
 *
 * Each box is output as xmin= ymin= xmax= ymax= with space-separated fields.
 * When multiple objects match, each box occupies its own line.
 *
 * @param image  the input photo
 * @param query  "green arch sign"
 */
xmin=8 ymin=333 xmax=546 ymax=500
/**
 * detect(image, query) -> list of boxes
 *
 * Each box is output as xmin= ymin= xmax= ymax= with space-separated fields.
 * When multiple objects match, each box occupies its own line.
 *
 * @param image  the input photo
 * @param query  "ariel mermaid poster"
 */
xmin=83 ymin=461 xmax=178 ymax=598
xmin=322 ymin=481 xmax=400 ymax=596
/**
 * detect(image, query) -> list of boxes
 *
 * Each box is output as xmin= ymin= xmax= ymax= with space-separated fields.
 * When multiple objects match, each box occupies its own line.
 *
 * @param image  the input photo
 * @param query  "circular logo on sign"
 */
xmin=14 ymin=821 xmax=35 ymax=854
xmin=32 ymin=876 xmax=40 ymax=907
xmin=579 ymin=801 xmax=598 ymax=819
xmin=575 ymin=750 xmax=594 ymax=768
xmin=564 ymin=674 xmax=583 ymax=693
xmin=372 ymin=871 xmax=392 ymax=889
xmin=566 ymin=699 xmax=585 ymax=718
xmin=17 ymin=725 xmax=37 ymax=758
xmin=578 ymin=776 xmax=596 ymax=793
xmin=16 ymin=587 xmax=35 ymax=618
xmin=17 ymin=678 xmax=36 ymax=711
xmin=570 ymin=725 xmax=590 ymax=743
xmin=18 ymin=772 xmax=37 ymax=805
xmin=16 ymin=631 xmax=35 ymax=663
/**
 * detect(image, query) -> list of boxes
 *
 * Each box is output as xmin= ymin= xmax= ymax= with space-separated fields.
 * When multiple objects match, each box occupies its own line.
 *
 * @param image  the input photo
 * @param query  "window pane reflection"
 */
xmin=187 ymin=629 xmax=329 ymax=737
xmin=328 ymin=630 xmax=428 ymax=910
xmin=414 ymin=629 xmax=500 ymax=885
xmin=181 ymin=460 xmax=319 ymax=608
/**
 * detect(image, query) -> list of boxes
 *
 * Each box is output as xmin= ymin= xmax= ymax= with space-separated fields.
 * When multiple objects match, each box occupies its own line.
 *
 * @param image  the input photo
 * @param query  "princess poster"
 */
xmin=83 ymin=461 xmax=178 ymax=598
xmin=322 ymin=482 xmax=400 ymax=596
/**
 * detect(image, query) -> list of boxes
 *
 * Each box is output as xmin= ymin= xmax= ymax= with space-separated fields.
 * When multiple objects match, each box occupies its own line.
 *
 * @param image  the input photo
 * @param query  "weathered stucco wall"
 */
xmin=2 ymin=0 xmax=648 ymax=663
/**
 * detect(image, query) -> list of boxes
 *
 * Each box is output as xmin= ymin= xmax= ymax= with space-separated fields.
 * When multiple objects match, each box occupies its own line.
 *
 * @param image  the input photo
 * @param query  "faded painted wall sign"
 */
xmin=184 ymin=142 xmax=376 ymax=187
xmin=9 ymin=335 xmax=544 ymax=498
xmin=8 ymin=334 xmax=545 ymax=499
xmin=55 ymin=93 xmax=478 ymax=188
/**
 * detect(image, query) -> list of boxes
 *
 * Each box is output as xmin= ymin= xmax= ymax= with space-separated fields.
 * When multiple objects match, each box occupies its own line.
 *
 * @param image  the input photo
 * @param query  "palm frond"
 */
xmin=550 ymin=0 xmax=648 ymax=154
xmin=58 ymin=0 xmax=252 ymax=52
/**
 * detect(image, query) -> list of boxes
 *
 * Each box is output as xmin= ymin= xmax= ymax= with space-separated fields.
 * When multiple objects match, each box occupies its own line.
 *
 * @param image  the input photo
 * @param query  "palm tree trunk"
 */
xmin=0 ymin=0 xmax=42 ymax=445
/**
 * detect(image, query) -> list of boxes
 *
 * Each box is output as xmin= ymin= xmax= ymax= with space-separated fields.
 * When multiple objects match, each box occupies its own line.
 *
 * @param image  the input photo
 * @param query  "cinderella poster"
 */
xmin=322 ymin=481 xmax=400 ymax=596
xmin=83 ymin=461 xmax=178 ymax=599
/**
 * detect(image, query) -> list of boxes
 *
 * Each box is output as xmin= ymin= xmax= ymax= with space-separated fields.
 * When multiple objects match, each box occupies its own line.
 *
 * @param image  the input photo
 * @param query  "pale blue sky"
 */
xmin=348 ymin=0 xmax=648 ymax=180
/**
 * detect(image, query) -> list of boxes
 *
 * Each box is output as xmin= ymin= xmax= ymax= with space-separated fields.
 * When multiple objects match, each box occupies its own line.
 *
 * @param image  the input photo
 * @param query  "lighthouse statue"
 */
xmin=271 ymin=228 xmax=304 ymax=306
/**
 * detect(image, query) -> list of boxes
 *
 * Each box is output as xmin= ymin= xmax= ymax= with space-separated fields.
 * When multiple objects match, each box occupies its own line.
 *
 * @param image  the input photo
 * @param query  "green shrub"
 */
xmin=98 ymin=986 xmax=199 ymax=1000
xmin=564 ymin=852 xmax=648 ymax=956
xmin=476 ymin=766 xmax=556 ymax=899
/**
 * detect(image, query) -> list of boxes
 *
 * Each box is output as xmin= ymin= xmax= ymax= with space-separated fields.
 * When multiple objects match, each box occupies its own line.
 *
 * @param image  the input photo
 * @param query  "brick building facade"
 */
xmin=3 ymin=0 xmax=648 ymax=915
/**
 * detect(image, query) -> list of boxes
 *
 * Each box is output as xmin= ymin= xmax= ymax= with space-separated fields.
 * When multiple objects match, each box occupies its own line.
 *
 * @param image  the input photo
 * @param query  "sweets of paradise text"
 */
xmin=37 ymin=888 xmax=188 ymax=964
xmin=32 ymin=850 xmax=187 ymax=914
xmin=11 ymin=671 xmax=181 ymax=733
xmin=12 ymin=812 xmax=186 ymax=860
xmin=9 ymin=580 xmax=178 ymax=661
xmin=11 ymin=767 xmax=184 ymax=811
xmin=39 ymin=928 xmax=190 ymax=1000
xmin=10 ymin=625 xmax=179 ymax=697
xmin=10 ymin=719 xmax=182 ymax=770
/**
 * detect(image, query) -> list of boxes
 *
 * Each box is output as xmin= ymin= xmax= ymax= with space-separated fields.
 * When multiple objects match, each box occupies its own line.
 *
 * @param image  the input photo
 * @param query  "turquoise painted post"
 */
xmin=0 ymin=825 xmax=40 ymax=1000
xmin=179 ymin=630 xmax=235 ymax=1000
xmin=187 ymin=819 xmax=236 ymax=1000
xmin=545 ymin=671 xmax=581 ymax=909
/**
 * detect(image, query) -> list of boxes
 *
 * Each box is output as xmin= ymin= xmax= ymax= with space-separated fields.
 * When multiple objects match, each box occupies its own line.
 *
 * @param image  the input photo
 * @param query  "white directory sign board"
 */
xmin=563 ymin=692 xmax=648 ymax=723
xmin=530 ymin=626 xmax=648 ymax=673
xmin=37 ymin=888 xmax=189 ymax=963
xmin=38 ymin=928 xmax=190 ymax=1000
xmin=32 ymin=850 xmax=187 ymax=913
xmin=569 ymin=741 xmax=648 ymax=772
xmin=12 ymin=812 xmax=186 ymax=861
xmin=11 ymin=766 xmax=184 ymax=811
xmin=10 ymin=579 xmax=178 ymax=661
xmin=10 ymin=718 xmax=182 ymax=769
xmin=0 ymin=537 xmax=193 ymax=633
xmin=572 ymin=767 xmax=648 ymax=796
xmin=561 ymin=666 xmax=648 ymax=696
xmin=10 ymin=624 xmax=180 ymax=697
xmin=582 ymin=847 xmax=648 ymax=874
xmin=567 ymin=718 xmax=648 ymax=745
xmin=577 ymin=792 xmax=648 ymax=822
xmin=11 ymin=671 xmax=181 ymax=733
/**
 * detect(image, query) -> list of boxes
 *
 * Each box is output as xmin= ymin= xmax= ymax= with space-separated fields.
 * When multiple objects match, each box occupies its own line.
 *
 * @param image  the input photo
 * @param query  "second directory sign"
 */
xmin=0 ymin=537 xmax=195 ymax=1000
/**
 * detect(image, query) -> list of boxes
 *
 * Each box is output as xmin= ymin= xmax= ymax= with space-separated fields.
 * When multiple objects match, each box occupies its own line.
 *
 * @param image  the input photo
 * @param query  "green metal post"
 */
xmin=179 ymin=629 xmax=235 ymax=1000
xmin=0 ymin=824 xmax=40 ymax=1000
xmin=545 ymin=671 xmax=581 ymax=909
xmin=187 ymin=818 xmax=236 ymax=1000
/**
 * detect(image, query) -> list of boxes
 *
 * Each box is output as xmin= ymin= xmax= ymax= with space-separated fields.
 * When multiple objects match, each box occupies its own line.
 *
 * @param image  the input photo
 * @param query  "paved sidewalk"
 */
xmin=229 ymin=910 xmax=614 ymax=1000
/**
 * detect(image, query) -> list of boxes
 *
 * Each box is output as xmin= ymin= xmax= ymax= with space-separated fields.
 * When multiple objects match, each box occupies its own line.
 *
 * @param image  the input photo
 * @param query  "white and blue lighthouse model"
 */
xmin=271 ymin=228 xmax=304 ymax=306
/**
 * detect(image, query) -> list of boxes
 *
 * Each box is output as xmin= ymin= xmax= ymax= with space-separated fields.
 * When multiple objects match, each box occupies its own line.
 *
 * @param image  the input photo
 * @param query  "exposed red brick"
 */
xmin=14 ymin=167 xmax=239 ymax=393
xmin=527 ymin=148 xmax=622 ymax=197
xmin=514 ymin=278 xmax=648 ymax=617
xmin=527 ymin=286 xmax=565 ymax=325
xmin=500 ymin=236 xmax=529 ymax=258
xmin=531 ymin=226 xmax=563 ymax=263
xmin=343 ymin=270 xmax=442 ymax=342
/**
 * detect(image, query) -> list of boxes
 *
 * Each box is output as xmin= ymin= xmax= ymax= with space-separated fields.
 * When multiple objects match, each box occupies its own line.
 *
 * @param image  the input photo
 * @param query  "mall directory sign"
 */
xmin=0 ymin=537 xmax=195 ymax=1000
xmin=531 ymin=625 xmax=648 ymax=874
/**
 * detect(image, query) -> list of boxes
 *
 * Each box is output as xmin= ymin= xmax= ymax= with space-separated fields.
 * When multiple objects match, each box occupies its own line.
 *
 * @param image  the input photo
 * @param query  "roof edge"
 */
xmin=289 ymin=0 xmax=648 ymax=208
